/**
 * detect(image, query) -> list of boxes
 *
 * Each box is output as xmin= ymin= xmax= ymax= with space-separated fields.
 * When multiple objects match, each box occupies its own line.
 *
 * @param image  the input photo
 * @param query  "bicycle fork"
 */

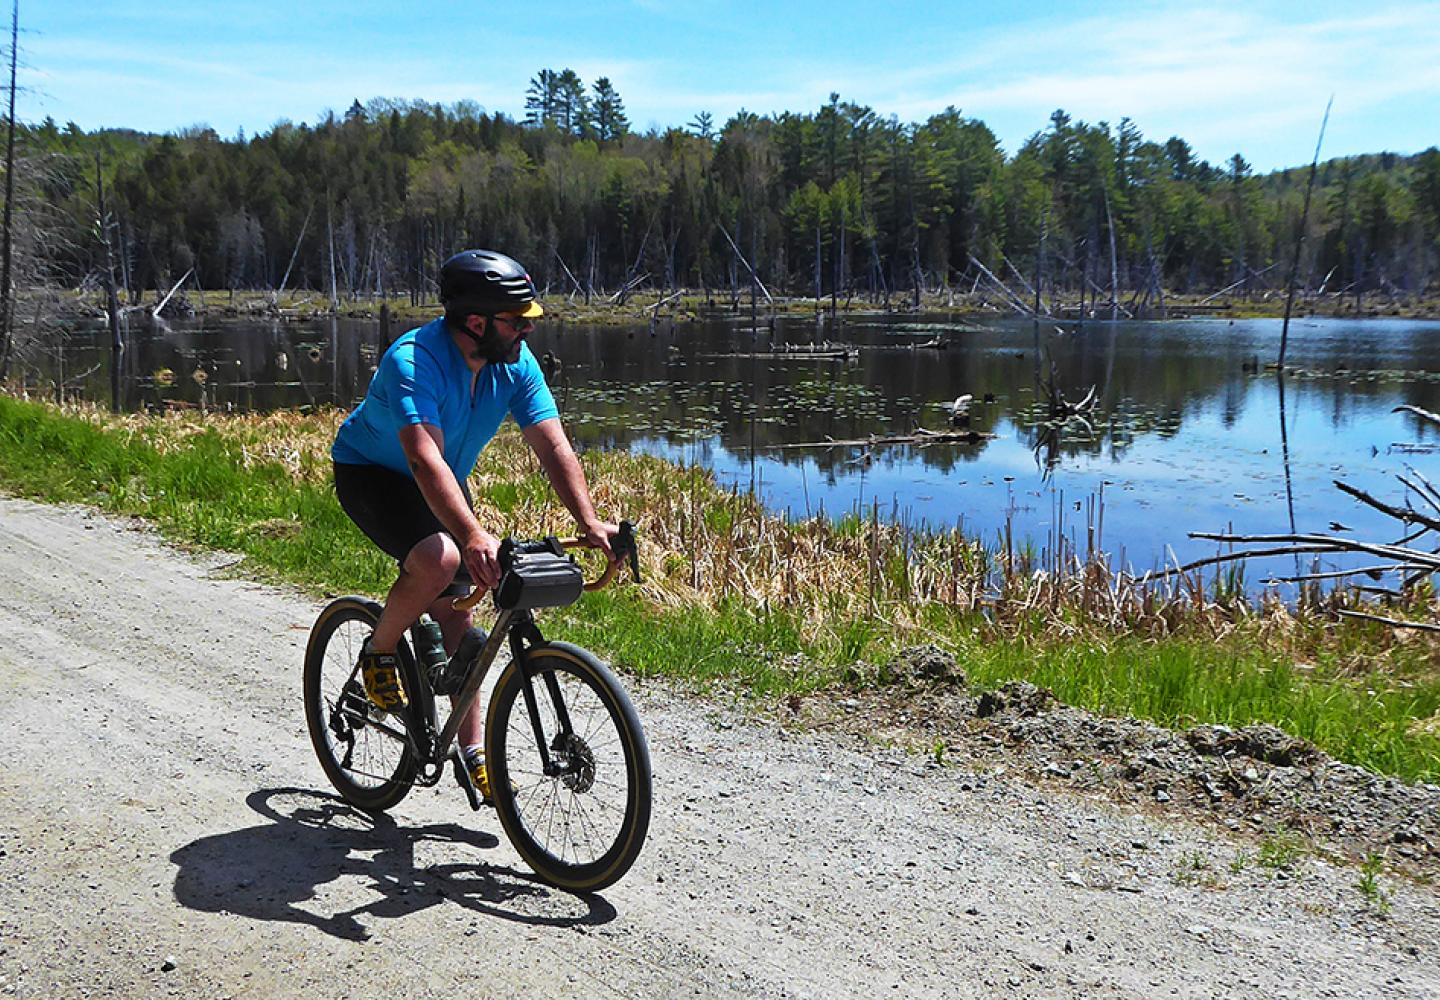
xmin=507 ymin=613 xmax=578 ymax=779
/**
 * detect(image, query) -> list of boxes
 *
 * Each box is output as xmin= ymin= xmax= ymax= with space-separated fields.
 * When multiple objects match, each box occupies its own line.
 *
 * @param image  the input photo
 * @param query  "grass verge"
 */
xmin=2 ymin=393 xmax=1437 ymax=781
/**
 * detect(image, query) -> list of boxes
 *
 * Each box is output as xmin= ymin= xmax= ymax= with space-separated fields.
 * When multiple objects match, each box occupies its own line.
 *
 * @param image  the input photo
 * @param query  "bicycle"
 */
xmin=303 ymin=522 xmax=652 ymax=893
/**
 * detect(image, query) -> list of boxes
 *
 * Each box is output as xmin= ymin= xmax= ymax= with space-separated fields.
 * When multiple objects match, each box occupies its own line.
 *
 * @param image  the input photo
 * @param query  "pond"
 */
xmin=22 ymin=310 xmax=1440 ymax=582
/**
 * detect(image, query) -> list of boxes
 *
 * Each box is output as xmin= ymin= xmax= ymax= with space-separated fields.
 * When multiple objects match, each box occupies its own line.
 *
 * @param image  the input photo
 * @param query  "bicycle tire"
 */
xmin=485 ymin=642 xmax=652 ymax=893
xmin=303 ymin=596 xmax=422 ymax=812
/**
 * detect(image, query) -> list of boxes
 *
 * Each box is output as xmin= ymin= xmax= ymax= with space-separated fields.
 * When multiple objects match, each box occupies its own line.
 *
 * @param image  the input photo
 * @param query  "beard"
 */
xmin=470 ymin=326 xmax=524 ymax=365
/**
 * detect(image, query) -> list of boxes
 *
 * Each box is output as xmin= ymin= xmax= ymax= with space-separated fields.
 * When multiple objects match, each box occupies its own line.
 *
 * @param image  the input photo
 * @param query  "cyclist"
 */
xmin=331 ymin=248 xmax=618 ymax=800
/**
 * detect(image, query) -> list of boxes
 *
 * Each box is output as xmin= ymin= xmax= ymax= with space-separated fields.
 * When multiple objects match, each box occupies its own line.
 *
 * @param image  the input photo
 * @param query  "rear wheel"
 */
xmin=485 ymin=642 xmax=652 ymax=893
xmin=303 ymin=597 xmax=420 ymax=811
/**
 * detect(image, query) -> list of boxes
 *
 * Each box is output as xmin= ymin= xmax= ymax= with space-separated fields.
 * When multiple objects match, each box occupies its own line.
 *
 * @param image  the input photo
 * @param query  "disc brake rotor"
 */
xmin=555 ymin=732 xmax=596 ymax=793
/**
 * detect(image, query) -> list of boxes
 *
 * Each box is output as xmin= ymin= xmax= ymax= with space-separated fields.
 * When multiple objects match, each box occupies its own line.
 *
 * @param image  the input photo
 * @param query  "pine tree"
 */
xmin=525 ymin=69 xmax=560 ymax=128
xmin=555 ymin=69 xmax=588 ymax=137
xmin=591 ymin=77 xmax=629 ymax=143
xmin=689 ymin=111 xmax=714 ymax=140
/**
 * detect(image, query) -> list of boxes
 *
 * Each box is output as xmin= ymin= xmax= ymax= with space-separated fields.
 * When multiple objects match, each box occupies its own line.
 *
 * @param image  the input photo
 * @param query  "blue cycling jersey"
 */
xmin=331 ymin=317 xmax=558 ymax=481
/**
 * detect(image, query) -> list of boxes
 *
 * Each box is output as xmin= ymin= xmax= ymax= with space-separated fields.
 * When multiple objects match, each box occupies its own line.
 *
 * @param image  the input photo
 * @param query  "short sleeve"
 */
xmin=388 ymin=341 xmax=445 ymax=427
xmin=508 ymin=345 xmax=560 ymax=428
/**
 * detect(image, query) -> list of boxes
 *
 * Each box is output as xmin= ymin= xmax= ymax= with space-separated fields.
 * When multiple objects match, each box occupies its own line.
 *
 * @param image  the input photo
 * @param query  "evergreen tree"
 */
xmin=689 ymin=111 xmax=714 ymax=140
xmin=591 ymin=77 xmax=629 ymax=143
xmin=555 ymin=69 xmax=589 ymax=137
xmin=524 ymin=69 xmax=560 ymax=128
xmin=16 ymin=95 xmax=1440 ymax=307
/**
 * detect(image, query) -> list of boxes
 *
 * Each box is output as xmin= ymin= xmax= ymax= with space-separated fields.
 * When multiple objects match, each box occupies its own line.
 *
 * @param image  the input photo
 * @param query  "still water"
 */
xmin=29 ymin=311 xmax=1440 ymax=578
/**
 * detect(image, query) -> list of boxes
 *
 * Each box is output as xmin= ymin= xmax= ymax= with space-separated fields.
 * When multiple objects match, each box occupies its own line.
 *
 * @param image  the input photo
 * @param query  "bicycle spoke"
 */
xmin=569 ymin=792 xmax=603 ymax=857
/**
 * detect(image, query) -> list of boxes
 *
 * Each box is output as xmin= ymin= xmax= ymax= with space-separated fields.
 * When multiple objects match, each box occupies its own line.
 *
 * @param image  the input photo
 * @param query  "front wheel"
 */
xmin=485 ymin=643 xmax=652 ymax=893
xmin=303 ymin=596 xmax=420 ymax=812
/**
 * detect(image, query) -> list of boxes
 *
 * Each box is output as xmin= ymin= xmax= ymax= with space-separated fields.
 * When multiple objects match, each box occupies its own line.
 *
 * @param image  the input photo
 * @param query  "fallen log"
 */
xmin=1265 ymin=564 xmax=1432 ymax=584
xmin=1333 ymin=479 xmax=1440 ymax=534
xmin=1337 ymin=610 xmax=1440 ymax=633
xmin=767 ymin=427 xmax=995 ymax=450
xmin=153 ymin=268 xmax=193 ymax=318
xmin=1393 ymin=404 xmax=1440 ymax=430
xmin=1184 ymin=531 xmax=1440 ymax=572
xmin=699 ymin=348 xmax=856 ymax=361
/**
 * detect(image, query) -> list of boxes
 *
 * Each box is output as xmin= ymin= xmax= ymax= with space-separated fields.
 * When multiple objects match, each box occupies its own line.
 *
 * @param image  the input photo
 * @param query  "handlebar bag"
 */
xmin=495 ymin=551 xmax=584 ymax=610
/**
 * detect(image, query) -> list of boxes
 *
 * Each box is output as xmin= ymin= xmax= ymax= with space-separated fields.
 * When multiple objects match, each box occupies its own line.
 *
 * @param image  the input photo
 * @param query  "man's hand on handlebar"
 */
xmin=450 ymin=519 xmax=639 ymax=612
xmin=578 ymin=519 xmax=621 ymax=563
xmin=460 ymin=527 xmax=503 ymax=590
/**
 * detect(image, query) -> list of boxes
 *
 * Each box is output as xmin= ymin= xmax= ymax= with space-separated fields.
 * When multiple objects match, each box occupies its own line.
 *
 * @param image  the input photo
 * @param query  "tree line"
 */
xmin=13 ymin=78 xmax=1440 ymax=313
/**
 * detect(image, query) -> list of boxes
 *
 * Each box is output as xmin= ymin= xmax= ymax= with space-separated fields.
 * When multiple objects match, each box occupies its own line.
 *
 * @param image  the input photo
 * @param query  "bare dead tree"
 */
xmin=0 ymin=0 xmax=20 ymax=381
xmin=1278 ymin=98 xmax=1332 ymax=369
xmin=96 ymin=152 xmax=124 ymax=411
xmin=717 ymin=221 xmax=773 ymax=305
xmin=1393 ymin=404 xmax=1440 ymax=430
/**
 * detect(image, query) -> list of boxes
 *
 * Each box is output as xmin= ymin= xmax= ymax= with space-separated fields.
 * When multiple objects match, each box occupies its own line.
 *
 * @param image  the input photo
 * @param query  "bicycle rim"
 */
xmin=303 ymin=597 xmax=418 ymax=811
xmin=486 ymin=644 xmax=651 ymax=892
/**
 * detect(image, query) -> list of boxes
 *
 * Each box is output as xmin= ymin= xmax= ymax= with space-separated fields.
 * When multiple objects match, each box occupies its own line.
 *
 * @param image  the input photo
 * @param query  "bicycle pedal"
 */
xmin=452 ymin=751 xmax=482 ymax=812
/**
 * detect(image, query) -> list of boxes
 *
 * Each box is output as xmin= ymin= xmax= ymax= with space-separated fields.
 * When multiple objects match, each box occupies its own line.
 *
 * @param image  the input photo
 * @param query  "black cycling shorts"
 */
xmin=333 ymin=462 xmax=473 ymax=594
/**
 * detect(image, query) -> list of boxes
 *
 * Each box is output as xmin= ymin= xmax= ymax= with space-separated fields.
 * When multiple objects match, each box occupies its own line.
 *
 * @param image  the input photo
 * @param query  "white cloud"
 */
xmin=751 ymin=2 xmax=1439 ymax=165
xmin=24 ymin=0 xmax=1440 ymax=167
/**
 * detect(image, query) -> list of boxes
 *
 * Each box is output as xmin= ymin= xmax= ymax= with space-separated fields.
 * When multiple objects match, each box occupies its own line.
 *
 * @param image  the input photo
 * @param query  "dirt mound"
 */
xmin=844 ymin=644 xmax=967 ymax=687
xmin=976 ymin=680 xmax=1056 ymax=718
xmin=1184 ymin=723 xmax=1322 ymax=768
xmin=796 ymin=670 xmax=1440 ymax=874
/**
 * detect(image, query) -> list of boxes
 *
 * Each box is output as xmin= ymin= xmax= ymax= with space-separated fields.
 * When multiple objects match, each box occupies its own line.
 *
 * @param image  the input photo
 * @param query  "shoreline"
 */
xmin=36 ymin=286 xmax=1440 ymax=329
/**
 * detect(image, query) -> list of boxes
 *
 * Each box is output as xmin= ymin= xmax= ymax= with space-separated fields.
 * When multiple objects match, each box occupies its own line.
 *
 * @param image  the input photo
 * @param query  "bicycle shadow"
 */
xmin=169 ymin=787 xmax=617 ymax=940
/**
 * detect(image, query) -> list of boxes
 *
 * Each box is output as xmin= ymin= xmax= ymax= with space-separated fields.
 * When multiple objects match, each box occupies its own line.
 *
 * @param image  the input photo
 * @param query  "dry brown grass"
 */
xmin=38 ymin=398 xmax=1438 ymax=661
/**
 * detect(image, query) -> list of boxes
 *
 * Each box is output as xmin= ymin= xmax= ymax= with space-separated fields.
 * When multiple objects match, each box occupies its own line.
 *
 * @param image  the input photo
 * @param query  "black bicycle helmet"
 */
xmin=439 ymin=249 xmax=543 ymax=318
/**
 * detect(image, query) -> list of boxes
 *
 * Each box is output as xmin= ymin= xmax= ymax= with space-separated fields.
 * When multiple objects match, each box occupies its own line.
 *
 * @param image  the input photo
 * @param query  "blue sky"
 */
xmin=24 ymin=1 xmax=1440 ymax=171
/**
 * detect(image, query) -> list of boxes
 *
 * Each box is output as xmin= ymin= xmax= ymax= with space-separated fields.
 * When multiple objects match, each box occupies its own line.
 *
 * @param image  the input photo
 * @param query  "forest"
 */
xmin=10 ymin=73 xmax=1440 ymax=312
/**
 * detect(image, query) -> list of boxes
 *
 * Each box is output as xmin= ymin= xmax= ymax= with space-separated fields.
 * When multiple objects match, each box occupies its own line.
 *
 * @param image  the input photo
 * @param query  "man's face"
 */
xmin=490 ymin=312 xmax=536 ymax=362
xmin=463 ymin=312 xmax=535 ymax=363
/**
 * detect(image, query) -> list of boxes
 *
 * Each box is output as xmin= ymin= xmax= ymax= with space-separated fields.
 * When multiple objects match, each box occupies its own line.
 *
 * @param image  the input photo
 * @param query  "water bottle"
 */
xmin=413 ymin=615 xmax=448 ymax=689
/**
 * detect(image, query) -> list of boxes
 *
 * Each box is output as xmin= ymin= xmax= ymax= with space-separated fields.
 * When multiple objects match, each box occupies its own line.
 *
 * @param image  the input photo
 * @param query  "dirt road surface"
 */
xmin=1 ymin=496 xmax=1437 ymax=998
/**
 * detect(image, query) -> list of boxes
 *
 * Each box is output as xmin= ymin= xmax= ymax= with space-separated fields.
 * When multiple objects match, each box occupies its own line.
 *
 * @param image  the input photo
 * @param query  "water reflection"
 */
xmin=22 ymin=311 xmax=1440 ymax=576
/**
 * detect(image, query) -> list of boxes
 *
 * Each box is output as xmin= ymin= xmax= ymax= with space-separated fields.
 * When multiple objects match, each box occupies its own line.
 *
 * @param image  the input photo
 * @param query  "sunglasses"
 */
xmin=494 ymin=314 xmax=536 ymax=334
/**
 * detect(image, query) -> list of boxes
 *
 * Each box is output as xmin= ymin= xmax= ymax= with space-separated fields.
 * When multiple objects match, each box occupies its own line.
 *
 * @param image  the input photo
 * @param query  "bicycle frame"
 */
xmin=428 ymin=607 xmax=515 ymax=771
xmin=389 ymin=522 xmax=639 ymax=786
xmin=306 ymin=520 xmax=650 ymax=892
xmin=397 ymin=605 xmax=578 ymax=787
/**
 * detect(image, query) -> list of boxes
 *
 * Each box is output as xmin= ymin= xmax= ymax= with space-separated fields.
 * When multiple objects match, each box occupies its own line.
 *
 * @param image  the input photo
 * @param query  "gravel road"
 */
xmin=1 ymin=496 xmax=1437 ymax=999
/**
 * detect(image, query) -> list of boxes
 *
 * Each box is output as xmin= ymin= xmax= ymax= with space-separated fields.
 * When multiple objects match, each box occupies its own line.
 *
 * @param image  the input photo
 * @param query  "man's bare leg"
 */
xmin=429 ymin=595 xmax=484 ymax=751
xmin=369 ymin=532 xmax=460 ymax=653
xmin=366 ymin=531 xmax=485 ymax=750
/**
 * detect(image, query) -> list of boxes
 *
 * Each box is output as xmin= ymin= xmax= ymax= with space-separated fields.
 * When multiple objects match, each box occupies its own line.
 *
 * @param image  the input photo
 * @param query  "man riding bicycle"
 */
xmin=331 ymin=249 xmax=618 ymax=801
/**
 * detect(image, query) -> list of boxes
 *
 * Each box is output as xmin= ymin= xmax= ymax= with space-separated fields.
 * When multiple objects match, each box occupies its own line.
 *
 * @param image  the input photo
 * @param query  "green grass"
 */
xmin=1257 ymin=830 xmax=1309 ymax=873
xmin=0 ymin=395 xmax=395 ymax=595
xmin=2 ymin=393 xmax=1438 ymax=782
xmin=1356 ymin=854 xmax=1393 ymax=913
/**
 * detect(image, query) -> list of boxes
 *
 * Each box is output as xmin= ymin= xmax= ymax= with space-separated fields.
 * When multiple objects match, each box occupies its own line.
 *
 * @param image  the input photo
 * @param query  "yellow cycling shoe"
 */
xmin=359 ymin=641 xmax=407 ymax=711
xmin=462 ymin=745 xmax=519 ymax=807
xmin=463 ymin=745 xmax=495 ymax=803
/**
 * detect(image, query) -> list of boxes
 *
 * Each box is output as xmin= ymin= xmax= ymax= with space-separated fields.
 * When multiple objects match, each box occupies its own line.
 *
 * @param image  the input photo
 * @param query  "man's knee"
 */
xmin=403 ymin=533 xmax=462 ymax=590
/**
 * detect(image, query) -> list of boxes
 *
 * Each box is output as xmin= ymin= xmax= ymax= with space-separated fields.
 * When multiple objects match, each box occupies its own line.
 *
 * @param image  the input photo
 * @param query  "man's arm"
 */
xmin=521 ymin=417 xmax=617 ymax=559
xmin=399 ymin=423 xmax=503 ymax=588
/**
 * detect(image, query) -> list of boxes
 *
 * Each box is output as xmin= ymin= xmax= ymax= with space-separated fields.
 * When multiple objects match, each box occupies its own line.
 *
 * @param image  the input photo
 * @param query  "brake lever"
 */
xmin=615 ymin=520 xmax=641 ymax=584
